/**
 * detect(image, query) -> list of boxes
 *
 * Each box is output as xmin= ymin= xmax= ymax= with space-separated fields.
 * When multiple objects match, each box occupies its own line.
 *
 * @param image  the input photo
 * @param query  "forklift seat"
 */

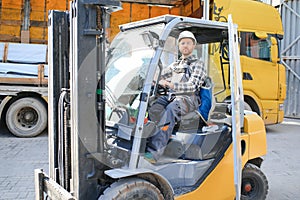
xmin=173 ymin=76 xmax=214 ymax=131
xmin=164 ymin=125 xmax=231 ymax=160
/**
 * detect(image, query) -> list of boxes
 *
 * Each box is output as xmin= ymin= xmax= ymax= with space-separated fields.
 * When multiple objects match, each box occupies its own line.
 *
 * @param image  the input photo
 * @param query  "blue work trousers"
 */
xmin=147 ymin=96 xmax=190 ymax=159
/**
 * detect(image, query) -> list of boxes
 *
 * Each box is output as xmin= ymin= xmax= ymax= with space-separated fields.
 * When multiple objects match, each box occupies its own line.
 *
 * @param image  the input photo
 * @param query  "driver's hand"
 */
xmin=159 ymin=80 xmax=174 ymax=89
xmin=158 ymin=79 xmax=168 ymax=87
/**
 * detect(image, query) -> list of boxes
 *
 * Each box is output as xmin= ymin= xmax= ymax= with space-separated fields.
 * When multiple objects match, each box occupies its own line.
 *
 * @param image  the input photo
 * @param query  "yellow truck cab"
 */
xmin=213 ymin=0 xmax=286 ymax=125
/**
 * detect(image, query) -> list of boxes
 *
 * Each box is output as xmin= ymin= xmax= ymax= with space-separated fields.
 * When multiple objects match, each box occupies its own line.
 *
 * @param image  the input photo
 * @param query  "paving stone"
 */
xmin=0 ymin=119 xmax=299 ymax=199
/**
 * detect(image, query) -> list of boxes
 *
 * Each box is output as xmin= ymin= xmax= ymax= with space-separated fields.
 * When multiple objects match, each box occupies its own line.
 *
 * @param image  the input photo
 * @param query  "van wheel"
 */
xmin=241 ymin=163 xmax=268 ymax=200
xmin=6 ymin=97 xmax=47 ymax=137
xmin=98 ymin=178 xmax=164 ymax=200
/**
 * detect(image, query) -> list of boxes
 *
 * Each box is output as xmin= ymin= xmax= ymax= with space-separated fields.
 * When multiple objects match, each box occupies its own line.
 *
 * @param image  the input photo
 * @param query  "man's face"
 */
xmin=178 ymin=38 xmax=195 ymax=58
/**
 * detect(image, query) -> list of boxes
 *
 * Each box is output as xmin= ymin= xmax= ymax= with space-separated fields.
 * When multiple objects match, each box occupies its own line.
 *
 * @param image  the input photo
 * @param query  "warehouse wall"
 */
xmin=0 ymin=0 xmax=205 ymax=43
xmin=0 ymin=0 xmax=69 ymax=44
xmin=109 ymin=3 xmax=181 ymax=40
xmin=280 ymin=0 xmax=300 ymax=118
xmin=109 ymin=0 xmax=204 ymax=40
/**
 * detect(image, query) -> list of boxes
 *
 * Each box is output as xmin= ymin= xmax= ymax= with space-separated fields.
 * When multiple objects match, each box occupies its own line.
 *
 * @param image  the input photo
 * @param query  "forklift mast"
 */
xmin=46 ymin=0 xmax=121 ymax=199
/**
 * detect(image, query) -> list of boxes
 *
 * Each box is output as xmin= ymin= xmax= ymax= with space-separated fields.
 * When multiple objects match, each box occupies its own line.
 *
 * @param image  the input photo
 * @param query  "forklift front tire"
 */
xmin=98 ymin=177 xmax=164 ymax=200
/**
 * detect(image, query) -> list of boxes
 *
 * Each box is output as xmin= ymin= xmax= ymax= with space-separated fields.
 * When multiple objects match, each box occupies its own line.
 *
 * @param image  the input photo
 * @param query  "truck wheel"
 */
xmin=98 ymin=178 xmax=164 ymax=200
xmin=6 ymin=97 xmax=47 ymax=137
xmin=241 ymin=163 xmax=268 ymax=200
xmin=244 ymin=101 xmax=252 ymax=111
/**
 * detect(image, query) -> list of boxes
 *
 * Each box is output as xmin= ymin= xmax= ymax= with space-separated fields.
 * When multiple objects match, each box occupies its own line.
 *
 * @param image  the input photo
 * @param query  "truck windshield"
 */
xmin=103 ymin=21 xmax=230 ymax=170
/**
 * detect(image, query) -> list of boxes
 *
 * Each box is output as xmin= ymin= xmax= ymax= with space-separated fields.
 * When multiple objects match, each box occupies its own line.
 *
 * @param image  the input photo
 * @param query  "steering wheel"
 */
xmin=157 ymin=84 xmax=169 ymax=96
xmin=108 ymin=106 xmax=130 ymax=125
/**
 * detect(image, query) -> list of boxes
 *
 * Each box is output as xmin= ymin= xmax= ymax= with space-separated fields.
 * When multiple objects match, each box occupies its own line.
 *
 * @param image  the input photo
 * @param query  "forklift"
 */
xmin=35 ymin=0 xmax=269 ymax=199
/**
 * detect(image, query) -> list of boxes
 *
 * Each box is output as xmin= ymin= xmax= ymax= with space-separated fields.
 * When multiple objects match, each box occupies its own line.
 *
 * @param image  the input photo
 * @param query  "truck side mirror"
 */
xmin=270 ymin=37 xmax=279 ymax=63
xmin=255 ymin=31 xmax=268 ymax=39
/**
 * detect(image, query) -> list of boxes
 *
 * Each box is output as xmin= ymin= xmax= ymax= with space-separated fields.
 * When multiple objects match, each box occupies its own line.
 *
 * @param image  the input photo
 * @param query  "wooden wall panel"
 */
xmin=110 ymin=3 xmax=131 ymax=41
xmin=170 ymin=7 xmax=181 ymax=16
xmin=131 ymin=3 xmax=149 ymax=22
xmin=184 ymin=1 xmax=192 ymax=16
xmin=0 ymin=25 xmax=20 ymax=38
xmin=1 ymin=0 xmax=198 ymax=43
xmin=1 ymin=1 xmax=22 ymax=20
xmin=110 ymin=3 xmax=183 ymax=39
xmin=30 ymin=0 xmax=47 ymax=43
xmin=150 ymin=6 xmax=170 ymax=18
xmin=0 ymin=0 xmax=68 ymax=43
xmin=31 ymin=0 xmax=46 ymax=21
xmin=2 ymin=0 xmax=22 ymax=9
xmin=0 ymin=0 xmax=23 ymax=41
xmin=193 ymin=0 xmax=201 ymax=11
xmin=47 ymin=0 xmax=69 ymax=11
xmin=30 ymin=27 xmax=46 ymax=43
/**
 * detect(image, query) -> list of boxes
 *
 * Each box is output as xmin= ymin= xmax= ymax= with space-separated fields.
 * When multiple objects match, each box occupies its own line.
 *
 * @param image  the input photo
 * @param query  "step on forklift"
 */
xmin=35 ymin=0 xmax=269 ymax=199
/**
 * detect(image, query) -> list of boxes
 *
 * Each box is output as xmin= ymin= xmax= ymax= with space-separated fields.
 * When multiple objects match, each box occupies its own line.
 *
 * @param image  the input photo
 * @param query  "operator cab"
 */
xmin=104 ymin=15 xmax=233 ymax=183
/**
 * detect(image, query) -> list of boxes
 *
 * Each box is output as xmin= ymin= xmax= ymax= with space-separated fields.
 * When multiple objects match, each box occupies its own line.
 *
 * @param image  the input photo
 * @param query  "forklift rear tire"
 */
xmin=6 ymin=97 xmax=47 ymax=137
xmin=98 ymin=178 xmax=164 ymax=200
xmin=241 ymin=163 xmax=268 ymax=200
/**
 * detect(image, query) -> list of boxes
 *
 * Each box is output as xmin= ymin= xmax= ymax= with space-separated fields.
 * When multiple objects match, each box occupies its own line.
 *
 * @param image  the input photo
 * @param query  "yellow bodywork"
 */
xmin=241 ymin=56 xmax=286 ymax=125
xmin=175 ymin=144 xmax=236 ymax=200
xmin=243 ymin=113 xmax=267 ymax=161
xmin=214 ymin=0 xmax=283 ymax=34
xmin=213 ymin=0 xmax=286 ymax=125
xmin=175 ymin=113 xmax=267 ymax=199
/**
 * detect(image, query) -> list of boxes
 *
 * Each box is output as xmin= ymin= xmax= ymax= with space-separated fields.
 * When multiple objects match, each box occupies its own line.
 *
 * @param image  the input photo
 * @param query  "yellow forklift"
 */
xmin=35 ymin=0 xmax=269 ymax=199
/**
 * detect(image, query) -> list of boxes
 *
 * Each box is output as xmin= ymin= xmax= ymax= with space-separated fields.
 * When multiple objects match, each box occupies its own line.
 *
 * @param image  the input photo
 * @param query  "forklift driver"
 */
xmin=145 ymin=31 xmax=207 ymax=162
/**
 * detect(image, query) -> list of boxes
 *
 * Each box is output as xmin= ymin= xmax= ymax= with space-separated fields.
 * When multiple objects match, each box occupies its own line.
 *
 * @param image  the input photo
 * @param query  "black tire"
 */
xmin=5 ymin=97 xmax=47 ymax=137
xmin=98 ymin=178 xmax=164 ymax=200
xmin=241 ymin=163 xmax=269 ymax=200
xmin=244 ymin=101 xmax=252 ymax=111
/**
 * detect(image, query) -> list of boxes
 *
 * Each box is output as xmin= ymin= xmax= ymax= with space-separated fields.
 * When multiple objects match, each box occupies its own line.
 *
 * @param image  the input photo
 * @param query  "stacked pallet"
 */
xmin=0 ymin=42 xmax=48 ymax=85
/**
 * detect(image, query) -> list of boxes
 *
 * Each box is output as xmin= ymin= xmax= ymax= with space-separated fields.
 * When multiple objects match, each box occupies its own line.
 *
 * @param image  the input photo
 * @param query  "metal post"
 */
xmin=21 ymin=0 xmax=31 ymax=43
xmin=228 ymin=15 xmax=243 ymax=200
xmin=34 ymin=169 xmax=44 ymax=200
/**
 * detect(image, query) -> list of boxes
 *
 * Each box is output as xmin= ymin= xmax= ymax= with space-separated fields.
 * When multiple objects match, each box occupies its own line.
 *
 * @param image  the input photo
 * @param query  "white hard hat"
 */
xmin=178 ymin=31 xmax=196 ymax=44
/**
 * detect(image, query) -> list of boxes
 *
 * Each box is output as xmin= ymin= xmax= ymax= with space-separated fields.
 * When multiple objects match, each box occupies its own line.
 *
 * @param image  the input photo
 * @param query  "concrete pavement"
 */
xmin=0 ymin=118 xmax=299 ymax=199
xmin=0 ymin=126 xmax=48 ymax=200
xmin=263 ymin=118 xmax=300 ymax=200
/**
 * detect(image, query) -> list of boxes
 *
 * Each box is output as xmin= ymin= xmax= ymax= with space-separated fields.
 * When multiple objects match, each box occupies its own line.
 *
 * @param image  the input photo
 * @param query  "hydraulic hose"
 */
xmin=57 ymin=89 xmax=70 ymax=190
